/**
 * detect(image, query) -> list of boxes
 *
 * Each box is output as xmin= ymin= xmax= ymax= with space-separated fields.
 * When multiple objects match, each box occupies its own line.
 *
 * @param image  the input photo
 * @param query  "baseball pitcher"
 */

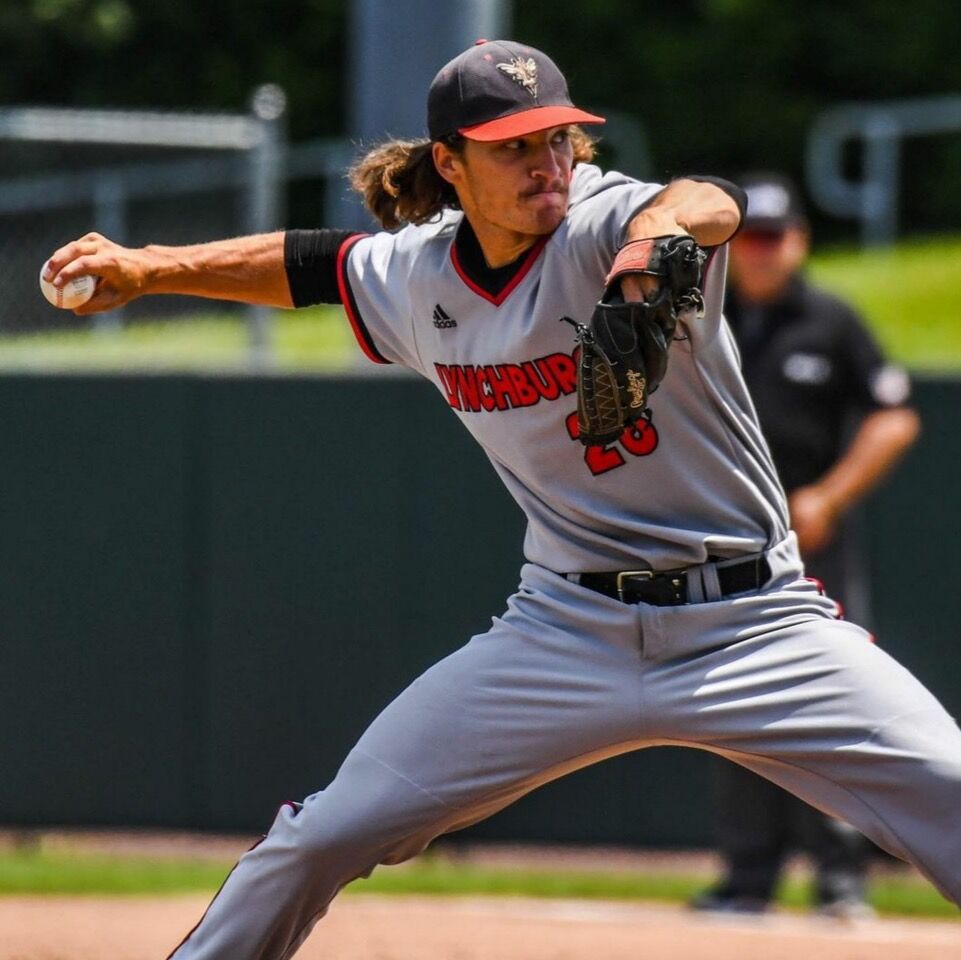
xmin=43 ymin=39 xmax=961 ymax=960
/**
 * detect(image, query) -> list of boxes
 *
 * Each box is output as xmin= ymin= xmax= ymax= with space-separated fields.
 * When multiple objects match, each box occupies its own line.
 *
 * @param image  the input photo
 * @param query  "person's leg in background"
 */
xmin=691 ymin=758 xmax=788 ymax=912
xmin=691 ymin=538 xmax=876 ymax=917
xmin=797 ymin=537 xmax=875 ymax=916
xmin=791 ymin=793 xmax=874 ymax=917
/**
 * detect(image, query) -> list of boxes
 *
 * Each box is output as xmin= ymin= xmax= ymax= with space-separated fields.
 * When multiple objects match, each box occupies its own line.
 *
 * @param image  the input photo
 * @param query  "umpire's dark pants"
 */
xmin=710 ymin=534 xmax=873 ymax=904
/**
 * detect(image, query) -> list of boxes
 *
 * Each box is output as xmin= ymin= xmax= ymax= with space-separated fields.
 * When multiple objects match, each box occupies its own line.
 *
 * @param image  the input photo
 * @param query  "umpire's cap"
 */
xmin=428 ymin=40 xmax=605 ymax=142
xmin=740 ymin=173 xmax=808 ymax=230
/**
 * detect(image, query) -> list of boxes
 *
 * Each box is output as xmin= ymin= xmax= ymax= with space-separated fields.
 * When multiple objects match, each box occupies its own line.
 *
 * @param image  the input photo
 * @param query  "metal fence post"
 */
xmin=806 ymin=94 xmax=961 ymax=246
xmin=861 ymin=114 xmax=901 ymax=247
xmin=92 ymin=174 xmax=128 ymax=333
xmin=246 ymin=84 xmax=288 ymax=367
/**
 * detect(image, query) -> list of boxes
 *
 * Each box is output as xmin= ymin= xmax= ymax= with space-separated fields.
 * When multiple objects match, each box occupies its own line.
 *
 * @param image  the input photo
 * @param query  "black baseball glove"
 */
xmin=565 ymin=235 xmax=706 ymax=446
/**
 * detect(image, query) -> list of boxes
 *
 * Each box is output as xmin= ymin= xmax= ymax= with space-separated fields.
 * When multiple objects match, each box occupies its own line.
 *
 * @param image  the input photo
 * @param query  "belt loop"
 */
xmin=757 ymin=553 xmax=771 ymax=588
xmin=701 ymin=561 xmax=723 ymax=602
xmin=685 ymin=566 xmax=706 ymax=603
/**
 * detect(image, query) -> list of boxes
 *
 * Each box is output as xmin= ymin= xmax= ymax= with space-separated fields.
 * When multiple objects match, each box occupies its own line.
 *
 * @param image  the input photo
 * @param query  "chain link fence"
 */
xmin=0 ymin=146 xmax=250 ymax=330
xmin=0 ymin=87 xmax=327 ymax=364
xmin=0 ymin=90 xmax=645 ymax=368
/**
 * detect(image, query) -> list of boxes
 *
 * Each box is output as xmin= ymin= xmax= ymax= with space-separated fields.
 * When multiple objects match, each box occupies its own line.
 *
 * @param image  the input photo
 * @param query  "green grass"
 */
xmin=353 ymin=859 xmax=712 ymax=903
xmin=808 ymin=234 xmax=961 ymax=372
xmin=0 ymin=849 xmax=955 ymax=918
xmin=0 ymin=850 xmax=233 ymax=896
xmin=2 ymin=233 xmax=960 ymax=374
xmin=354 ymin=858 xmax=959 ymax=918
xmin=0 ymin=305 xmax=354 ymax=373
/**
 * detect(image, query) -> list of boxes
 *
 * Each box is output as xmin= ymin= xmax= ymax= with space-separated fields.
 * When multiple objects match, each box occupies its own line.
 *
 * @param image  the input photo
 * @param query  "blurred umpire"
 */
xmin=692 ymin=174 xmax=921 ymax=917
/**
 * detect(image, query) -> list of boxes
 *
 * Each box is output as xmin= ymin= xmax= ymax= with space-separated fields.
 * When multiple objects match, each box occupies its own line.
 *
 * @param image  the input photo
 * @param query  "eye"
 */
xmin=502 ymin=139 xmax=525 ymax=151
xmin=551 ymin=128 xmax=571 ymax=145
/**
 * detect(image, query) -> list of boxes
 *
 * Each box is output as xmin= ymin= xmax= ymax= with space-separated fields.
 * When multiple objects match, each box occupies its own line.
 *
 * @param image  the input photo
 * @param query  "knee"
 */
xmin=267 ymin=793 xmax=376 ymax=861
xmin=266 ymin=760 xmax=449 ymax=869
xmin=274 ymin=798 xmax=434 ymax=879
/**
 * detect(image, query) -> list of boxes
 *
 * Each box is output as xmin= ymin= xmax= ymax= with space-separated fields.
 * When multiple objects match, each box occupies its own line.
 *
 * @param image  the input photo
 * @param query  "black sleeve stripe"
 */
xmin=284 ymin=228 xmax=357 ymax=307
xmin=335 ymin=235 xmax=392 ymax=365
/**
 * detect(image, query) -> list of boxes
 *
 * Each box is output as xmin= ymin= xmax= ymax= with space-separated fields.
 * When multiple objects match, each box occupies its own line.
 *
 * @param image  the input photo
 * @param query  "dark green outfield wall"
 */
xmin=0 ymin=373 xmax=957 ymax=846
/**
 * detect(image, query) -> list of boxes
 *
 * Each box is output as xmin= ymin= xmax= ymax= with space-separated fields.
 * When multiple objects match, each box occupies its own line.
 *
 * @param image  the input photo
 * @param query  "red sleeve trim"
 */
xmin=336 ymin=233 xmax=392 ymax=365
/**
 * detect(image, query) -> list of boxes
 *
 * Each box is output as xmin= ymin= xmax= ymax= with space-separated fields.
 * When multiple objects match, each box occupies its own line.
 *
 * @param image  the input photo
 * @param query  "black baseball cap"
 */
xmin=427 ymin=39 xmax=605 ymax=142
xmin=741 ymin=173 xmax=808 ymax=230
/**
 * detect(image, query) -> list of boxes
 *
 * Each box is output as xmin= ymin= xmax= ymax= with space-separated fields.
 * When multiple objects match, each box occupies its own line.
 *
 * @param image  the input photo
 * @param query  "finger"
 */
xmin=73 ymin=283 xmax=119 ymax=316
xmin=56 ymin=254 xmax=104 ymax=286
xmin=620 ymin=273 xmax=659 ymax=302
xmin=44 ymin=241 xmax=103 ymax=282
xmin=44 ymin=240 xmax=101 ymax=278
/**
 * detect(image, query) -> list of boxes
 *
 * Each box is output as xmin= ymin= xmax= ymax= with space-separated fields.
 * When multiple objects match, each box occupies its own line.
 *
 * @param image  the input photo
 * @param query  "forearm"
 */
xmin=811 ymin=408 xmax=921 ymax=517
xmin=46 ymin=229 xmax=294 ymax=315
xmin=627 ymin=178 xmax=743 ymax=248
xmin=144 ymin=232 xmax=292 ymax=307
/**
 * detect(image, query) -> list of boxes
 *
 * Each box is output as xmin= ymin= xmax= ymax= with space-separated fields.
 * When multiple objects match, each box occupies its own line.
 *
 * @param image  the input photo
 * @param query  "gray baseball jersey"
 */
xmin=341 ymin=163 xmax=786 ymax=572
xmin=167 ymin=165 xmax=961 ymax=960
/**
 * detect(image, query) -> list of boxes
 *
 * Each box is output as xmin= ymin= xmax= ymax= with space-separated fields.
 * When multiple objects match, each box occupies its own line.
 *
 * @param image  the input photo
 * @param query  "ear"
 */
xmin=786 ymin=225 xmax=811 ymax=265
xmin=432 ymin=141 xmax=462 ymax=185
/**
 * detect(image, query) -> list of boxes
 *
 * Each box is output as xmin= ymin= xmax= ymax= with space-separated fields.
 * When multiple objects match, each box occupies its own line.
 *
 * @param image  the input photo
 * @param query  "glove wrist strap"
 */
xmin=605 ymin=235 xmax=682 ymax=287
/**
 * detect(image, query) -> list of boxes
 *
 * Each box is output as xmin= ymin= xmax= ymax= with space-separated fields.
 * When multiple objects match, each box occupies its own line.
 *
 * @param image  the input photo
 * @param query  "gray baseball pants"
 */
xmin=168 ymin=536 xmax=961 ymax=959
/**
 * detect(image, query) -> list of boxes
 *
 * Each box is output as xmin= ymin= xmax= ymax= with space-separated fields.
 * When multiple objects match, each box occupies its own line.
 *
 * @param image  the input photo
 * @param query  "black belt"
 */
xmin=573 ymin=554 xmax=771 ymax=606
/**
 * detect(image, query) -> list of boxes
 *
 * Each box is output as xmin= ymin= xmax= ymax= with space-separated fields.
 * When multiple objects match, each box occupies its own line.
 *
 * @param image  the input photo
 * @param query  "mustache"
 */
xmin=520 ymin=182 xmax=568 ymax=198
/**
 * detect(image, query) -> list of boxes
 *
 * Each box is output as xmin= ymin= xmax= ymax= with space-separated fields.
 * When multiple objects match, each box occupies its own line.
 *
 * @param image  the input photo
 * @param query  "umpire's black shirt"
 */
xmin=725 ymin=274 xmax=910 ymax=493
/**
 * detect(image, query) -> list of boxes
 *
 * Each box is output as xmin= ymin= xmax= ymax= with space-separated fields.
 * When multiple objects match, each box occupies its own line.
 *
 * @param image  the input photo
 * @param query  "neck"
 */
xmin=461 ymin=213 xmax=539 ymax=269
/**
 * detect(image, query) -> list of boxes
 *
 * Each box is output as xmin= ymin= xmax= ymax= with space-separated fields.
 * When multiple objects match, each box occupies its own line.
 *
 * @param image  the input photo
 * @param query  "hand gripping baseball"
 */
xmin=566 ymin=235 xmax=707 ymax=446
xmin=42 ymin=232 xmax=152 ymax=315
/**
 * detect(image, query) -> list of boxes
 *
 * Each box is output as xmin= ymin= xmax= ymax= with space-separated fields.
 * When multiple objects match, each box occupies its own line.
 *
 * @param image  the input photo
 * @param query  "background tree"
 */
xmin=4 ymin=0 xmax=961 ymax=238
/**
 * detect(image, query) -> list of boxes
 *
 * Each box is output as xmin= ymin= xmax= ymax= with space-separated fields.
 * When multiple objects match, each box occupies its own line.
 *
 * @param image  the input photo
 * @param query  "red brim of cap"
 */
xmin=458 ymin=105 xmax=606 ymax=142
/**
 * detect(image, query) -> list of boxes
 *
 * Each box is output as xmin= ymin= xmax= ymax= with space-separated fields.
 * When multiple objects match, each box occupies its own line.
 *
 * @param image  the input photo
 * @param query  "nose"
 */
xmin=531 ymin=141 xmax=563 ymax=181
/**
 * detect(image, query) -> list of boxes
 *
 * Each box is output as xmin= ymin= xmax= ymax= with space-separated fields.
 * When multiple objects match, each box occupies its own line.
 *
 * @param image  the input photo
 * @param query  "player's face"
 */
xmin=434 ymin=126 xmax=575 ymax=265
xmin=728 ymin=226 xmax=809 ymax=303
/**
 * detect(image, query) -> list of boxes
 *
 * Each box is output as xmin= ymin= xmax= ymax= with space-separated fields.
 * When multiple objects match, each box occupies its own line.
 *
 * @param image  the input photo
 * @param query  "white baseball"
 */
xmin=39 ymin=263 xmax=97 ymax=310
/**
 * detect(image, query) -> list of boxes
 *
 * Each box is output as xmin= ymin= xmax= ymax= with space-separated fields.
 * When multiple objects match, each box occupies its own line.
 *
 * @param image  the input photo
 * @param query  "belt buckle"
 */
xmin=616 ymin=569 xmax=655 ymax=602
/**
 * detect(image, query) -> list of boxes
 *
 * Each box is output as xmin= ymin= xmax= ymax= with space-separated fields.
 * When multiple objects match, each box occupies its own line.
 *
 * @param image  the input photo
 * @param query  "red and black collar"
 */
xmin=450 ymin=219 xmax=547 ymax=306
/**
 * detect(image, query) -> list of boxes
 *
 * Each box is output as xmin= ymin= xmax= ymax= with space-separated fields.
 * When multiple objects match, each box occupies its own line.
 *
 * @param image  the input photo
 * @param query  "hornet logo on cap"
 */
xmin=497 ymin=56 xmax=539 ymax=100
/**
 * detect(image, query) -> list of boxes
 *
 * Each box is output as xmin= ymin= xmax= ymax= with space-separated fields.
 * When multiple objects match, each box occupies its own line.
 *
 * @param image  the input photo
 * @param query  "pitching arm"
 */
xmin=43 ymin=231 xmax=294 ymax=315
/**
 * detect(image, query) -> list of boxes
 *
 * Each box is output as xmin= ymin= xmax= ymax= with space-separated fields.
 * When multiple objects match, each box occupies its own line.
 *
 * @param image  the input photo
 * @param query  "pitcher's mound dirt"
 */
xmin=3 ymin=893 xmax=959 ymax=960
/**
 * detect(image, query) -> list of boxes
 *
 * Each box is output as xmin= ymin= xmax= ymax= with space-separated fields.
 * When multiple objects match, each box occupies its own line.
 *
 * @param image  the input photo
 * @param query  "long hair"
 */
xmin=349 ymin=126 xmax=598 ymax=231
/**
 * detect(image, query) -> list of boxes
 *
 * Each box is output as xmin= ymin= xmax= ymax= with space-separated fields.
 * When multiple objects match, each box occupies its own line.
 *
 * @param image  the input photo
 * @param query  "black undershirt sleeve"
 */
xmin=284 ymin=228 xmax=357 ymax=307
xmin=677 ymin=175 xmax=748 ymax=238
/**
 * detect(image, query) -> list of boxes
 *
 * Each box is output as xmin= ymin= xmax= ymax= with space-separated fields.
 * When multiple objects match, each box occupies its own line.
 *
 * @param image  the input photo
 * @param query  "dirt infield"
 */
xmin=3 ymin=893 xmax=960 ymax=960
